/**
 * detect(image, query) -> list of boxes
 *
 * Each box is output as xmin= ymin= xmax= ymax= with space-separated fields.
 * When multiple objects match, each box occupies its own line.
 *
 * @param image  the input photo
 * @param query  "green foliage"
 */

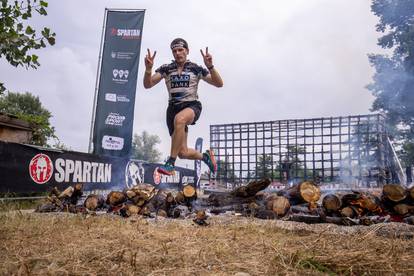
xmin=0 ymin=0 xmax=55 ymax=93
xmin=0 ymin=91 xmax=55 ymax=146
xmin=131 ymin=131 xmax=161 ymax=162
xmin=255 ymin=154 xmax=274 ymax=179
xmin=253 ymin=146 xmax=310 ymax=181
xmin=216 ymin=158 xmax=236 ymax=181
xmin=368 ymin=0 xmax=414 ymax=165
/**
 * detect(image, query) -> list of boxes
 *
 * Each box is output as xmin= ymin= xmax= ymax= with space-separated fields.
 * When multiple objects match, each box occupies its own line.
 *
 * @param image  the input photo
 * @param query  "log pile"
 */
xmin=35 ymin=180 xmax=414 ymax=226
xmin=36 ymin=184 xmax=85 ymax=213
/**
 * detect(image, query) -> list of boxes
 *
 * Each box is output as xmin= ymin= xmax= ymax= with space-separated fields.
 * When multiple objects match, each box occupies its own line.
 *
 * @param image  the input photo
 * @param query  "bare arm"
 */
xmin=143 ymin=49 xmax=163 ymax=89
xmin=143 ymin=70 xmax=162 ymax=88
xmin=203 ymin=67 xmax=223 ymax=87
xmin=200 ymin=47 xmax=224 ymax=87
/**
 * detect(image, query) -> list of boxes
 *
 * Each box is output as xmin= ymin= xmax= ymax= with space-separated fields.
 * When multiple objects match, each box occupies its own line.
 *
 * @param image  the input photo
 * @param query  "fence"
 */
xmin=210 ymin=114 xmax=397 ymax=186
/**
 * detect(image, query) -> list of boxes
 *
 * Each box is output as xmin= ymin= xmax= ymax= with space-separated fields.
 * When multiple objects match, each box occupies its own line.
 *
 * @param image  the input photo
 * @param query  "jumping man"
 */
xmin=143 ymin=38 xmax=223 ymax=175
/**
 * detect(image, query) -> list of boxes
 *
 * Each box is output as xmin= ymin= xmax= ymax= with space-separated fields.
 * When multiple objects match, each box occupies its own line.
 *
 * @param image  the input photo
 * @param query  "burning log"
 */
xmin=279 ymin=181 xmax=320 ymax=205
xmin=403 ymin=216 xmax=414 ymax=225
xmin=270 ymin=196 xmax=290 ymax=217
xmin=175 ymin=191 xmax=185 ymax=204
xmin=58 ymin=186 xmax=74 ymax=198
xmin=207 ymin=179 xmax=270 ymax=207
xmin=123 ymin=204 xmax=140 ymax=217
xmin=183 ymin=184 xmax=197 ymax=199
xmin=393 ymin=204 xmax=414 ymax=216
xmin=84 ymin=194 xmax=105 ymax=211
xmin=254 ymin=209 xmax=278 ymax=219
xmin=139 ymin=205 xmax=151 ymax=217
xmin=287 ymin=214 xmax=322 ymax=224
xmin=35 ymin=202 xmax=59 ymax=213
xmin=231 ymin=178 xmax=271 ymax=197
xmin=157 ymin=209 xmax=168 ymax=218
xmin=50 ymin=186 xmax=60 ymax=197
xmin=289 ymin=204 xmax=322 ymax=216
xmin=382 ymin=184 xmax=407 ymax=206
xmin=106 ymin=191 xmax=127 ymax=206
xmin=322 ymin=194 xmax=342 ymax=213
xmin=58 ymin=183 xmax=83 ymax=205
xmin=408 ymin=186 xmax=414 ymax=203
xmin=193 ymin=210 xmax=209 ymax=226
xmin=341 ymin=191 xmax=382 ymax=215
xmin=36 ymin=184 xmax=84 ymax=213
xmin=210 ymin=204 xmax=246 ymax=214
xmin=340 ymin=206 xmax=359 ymax=218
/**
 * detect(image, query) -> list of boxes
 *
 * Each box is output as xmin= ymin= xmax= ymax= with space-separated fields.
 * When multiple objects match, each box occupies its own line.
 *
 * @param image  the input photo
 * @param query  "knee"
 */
xmin=178 ymin=148 xmax=188 ymax=159
xmin=174 ymin=115 xmax=187 ymax=128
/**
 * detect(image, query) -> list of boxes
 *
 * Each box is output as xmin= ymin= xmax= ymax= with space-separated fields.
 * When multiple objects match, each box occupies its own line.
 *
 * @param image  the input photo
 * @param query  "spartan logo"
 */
xmin=29 ymin=154 xmax=53 ymax=184
xmin=125 ymin=161 xmax=145 ymax=189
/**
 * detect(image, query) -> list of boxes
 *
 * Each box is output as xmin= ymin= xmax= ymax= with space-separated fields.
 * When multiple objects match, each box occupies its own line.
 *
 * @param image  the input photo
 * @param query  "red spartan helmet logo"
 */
xmin=153 ymin=167 xmax=161 ymax=185
xmin=29 ymin=153 xmax=53 ymax=184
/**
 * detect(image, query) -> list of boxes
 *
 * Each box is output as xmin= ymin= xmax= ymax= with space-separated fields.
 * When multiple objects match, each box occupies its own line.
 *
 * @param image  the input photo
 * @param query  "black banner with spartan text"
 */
xmin=0 ymin=141 xmax=195 ymax=193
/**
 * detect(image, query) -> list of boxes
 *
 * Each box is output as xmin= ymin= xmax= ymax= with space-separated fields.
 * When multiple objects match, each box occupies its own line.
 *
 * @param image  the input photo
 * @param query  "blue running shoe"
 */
xmin=157 ymin=162 xmax=175 ymax=175
xmin=202 ymin=149 xmax=217 ymax=173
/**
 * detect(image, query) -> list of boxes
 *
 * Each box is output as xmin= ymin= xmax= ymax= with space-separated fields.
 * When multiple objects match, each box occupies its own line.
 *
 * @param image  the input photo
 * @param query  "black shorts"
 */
xmin=166 ymin=100 xmax=202 ymax=136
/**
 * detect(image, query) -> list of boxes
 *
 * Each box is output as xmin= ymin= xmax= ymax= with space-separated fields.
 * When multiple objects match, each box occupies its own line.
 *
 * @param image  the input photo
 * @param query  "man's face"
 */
xmin=172 ymin=47 xmax=188 ymax=64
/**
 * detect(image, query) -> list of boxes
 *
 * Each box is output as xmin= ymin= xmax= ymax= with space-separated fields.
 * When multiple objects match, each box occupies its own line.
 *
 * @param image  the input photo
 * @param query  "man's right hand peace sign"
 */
xmin=145 ymin=49 xmax=157 ymax=70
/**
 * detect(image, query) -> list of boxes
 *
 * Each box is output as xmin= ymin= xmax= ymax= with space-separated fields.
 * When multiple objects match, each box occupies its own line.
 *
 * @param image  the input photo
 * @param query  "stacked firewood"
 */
xmin=35 ymin=180 xmax=414 ymax=226
xmin=36 ymin=183 xmax=85 ymax=213
xmin=36 ymin=183 xmax=201 ymax=221
xmin=203 ymin=180 xmax=414 ymax=226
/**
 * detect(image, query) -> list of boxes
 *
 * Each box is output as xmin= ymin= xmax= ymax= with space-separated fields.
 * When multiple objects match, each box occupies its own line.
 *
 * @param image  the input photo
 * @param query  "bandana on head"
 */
xmin=170 ymin=38 xmax=188 ymax=50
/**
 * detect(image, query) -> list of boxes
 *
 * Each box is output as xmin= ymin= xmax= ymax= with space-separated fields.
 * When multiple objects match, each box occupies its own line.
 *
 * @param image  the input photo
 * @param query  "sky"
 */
xmin=0 ymin=0 xmax=388 ymax=169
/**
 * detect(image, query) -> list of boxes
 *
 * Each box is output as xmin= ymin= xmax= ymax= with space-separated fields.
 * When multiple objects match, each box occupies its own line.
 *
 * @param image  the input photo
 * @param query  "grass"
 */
xmin=0 ymin=211 xmax=414 ymax=275
xmin=0 ymin=199 xmax=43 ymax=211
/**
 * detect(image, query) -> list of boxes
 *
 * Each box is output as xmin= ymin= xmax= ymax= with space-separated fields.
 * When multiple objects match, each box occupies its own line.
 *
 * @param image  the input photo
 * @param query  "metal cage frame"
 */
xmin=210 ymin=114 xmax=396 ymax=186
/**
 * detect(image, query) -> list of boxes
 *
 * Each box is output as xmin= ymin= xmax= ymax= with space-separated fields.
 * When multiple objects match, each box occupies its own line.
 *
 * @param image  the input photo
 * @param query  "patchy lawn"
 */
xmin=0 ymin=211 xmax=414 ymax=275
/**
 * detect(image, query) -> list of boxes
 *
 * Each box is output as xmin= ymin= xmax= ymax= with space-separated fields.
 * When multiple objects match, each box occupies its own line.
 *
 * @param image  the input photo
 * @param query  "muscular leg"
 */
xmin=170 ymin=108 xmax=203 ymax=160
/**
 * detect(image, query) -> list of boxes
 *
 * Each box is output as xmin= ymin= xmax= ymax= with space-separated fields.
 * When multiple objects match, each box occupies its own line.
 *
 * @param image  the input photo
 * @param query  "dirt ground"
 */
xmin=1 ymin=211 xmax=414 ymax=275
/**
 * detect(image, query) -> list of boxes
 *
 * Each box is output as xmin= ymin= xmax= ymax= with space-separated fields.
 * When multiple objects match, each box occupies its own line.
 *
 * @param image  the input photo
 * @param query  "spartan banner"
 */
xmin=0 ymin=141 xmax=196 ymax=194
xmin=92 ymin=10 xmax=145 ymax=157
xmin=194 ymin=137 xmax=203 ymax=188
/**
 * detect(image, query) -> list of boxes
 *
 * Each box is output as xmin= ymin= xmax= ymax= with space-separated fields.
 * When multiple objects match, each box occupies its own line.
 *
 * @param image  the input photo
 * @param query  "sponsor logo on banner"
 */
xmin=105 ymin=112 xmax=126 ymax=126
xmin=105 ymin=93 xmax=117 ymax=102
xmin=29 ymin=153 xmax=53 ymax=184
xmin=125 ymin=161 xmax=145 ymax=188
xmin=29 ymin=154 xmax=112 ymax=183
xmin=182 ymin=176 xmax=195 ymax=184
xmin=110 ymin=51 xmax=135 ymax=60
xmin=105 ymin=93 xmax=130 ymax=103
xmin=112 ymin=69 xmax=129 ymax=84
xmin=110 ymin=28 xmax=141 ymax=39
xmin=102 ymin=135 xmax=124 ymax=150
xmin=153 ymin=169 xmax=181 ymax=184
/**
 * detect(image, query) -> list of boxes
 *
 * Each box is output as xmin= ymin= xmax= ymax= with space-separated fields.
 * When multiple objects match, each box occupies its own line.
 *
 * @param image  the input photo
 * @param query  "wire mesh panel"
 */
xmin=210 ymin=114 xmax=395 ymax=186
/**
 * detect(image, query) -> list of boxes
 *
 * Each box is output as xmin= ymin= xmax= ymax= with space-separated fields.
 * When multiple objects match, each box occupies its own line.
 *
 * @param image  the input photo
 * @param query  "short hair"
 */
xmin=170 ymin=38 xmax=188 ymax=50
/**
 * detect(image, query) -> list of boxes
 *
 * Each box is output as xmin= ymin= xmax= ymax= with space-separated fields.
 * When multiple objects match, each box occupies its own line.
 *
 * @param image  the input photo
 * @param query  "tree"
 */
xmin=131 ymin=131 xmax=162 ymax=162
xmin=0 ymin=91 xmax=55 ymax=146
xmin=255 ymin=154 xmax=274 ymax=179
xmin=216 ymin=158 xmax=236 ymax=182
xmin=368 ymin=0 xmax=414 ymax=166
xmin=0 ymin=0 xmax=56 ymax=93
